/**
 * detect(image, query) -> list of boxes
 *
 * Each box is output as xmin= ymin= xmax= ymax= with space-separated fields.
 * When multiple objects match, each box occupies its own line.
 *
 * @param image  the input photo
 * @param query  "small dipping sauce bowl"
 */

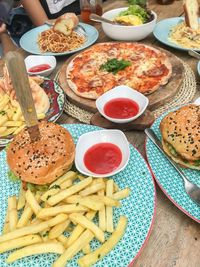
xmin=25 ymin=55 xmax=56 ymax=77
xmin=75 ymin=129 xmax=130 ymax=177
xmin=96 ymin=85 xmax=149 ymax=123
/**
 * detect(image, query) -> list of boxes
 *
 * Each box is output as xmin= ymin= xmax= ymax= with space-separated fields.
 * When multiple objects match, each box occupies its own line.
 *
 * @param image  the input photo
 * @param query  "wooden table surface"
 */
xmin=1 ymin=0 xmax=200 ymax=266
xmin=55 ymin=1 xmax=200 ymax=266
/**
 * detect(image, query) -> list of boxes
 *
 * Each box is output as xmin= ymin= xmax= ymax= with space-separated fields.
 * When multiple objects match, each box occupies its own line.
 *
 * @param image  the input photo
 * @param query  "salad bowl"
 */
xmin=101 ymin=7 xmax=157 ymax=41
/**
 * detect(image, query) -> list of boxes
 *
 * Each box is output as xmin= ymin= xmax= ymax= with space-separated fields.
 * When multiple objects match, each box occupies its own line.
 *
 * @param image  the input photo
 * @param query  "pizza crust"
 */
xmin=66 ymin=42 xmax=173 ymax=99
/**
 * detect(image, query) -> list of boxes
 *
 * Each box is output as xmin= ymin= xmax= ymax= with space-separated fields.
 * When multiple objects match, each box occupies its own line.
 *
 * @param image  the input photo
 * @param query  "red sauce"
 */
xmin=104 ymin=98 xmax=139 ymax=119
xmin=84 ymin=143 xmax=122 ymax=174
xmin=28 ymin=64 xmax=51 ymax=73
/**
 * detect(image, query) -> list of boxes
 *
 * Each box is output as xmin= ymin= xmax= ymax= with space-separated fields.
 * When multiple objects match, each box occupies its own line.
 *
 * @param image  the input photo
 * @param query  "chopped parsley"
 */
xmin=0 ymin=111 xmax=6 ymax=116
xmin=50 ymin=184 xmax=61 ymax=190
xmin=100 ymin=58 xmax=132 ymax=74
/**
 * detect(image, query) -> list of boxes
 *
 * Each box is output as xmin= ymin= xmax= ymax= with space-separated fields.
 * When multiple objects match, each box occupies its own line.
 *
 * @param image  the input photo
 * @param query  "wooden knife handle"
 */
xmin=5 ymin=51 xmax=38 ymax=128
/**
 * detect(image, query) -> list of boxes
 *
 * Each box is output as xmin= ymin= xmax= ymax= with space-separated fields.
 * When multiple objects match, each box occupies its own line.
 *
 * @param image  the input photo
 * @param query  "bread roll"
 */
xmin=53 ymin=13 xmax=79 ymax=36
xmin=7 ymin=121 xmax=75 ymax=185
xmin=183 ymin=0 xmax=199 ymax=30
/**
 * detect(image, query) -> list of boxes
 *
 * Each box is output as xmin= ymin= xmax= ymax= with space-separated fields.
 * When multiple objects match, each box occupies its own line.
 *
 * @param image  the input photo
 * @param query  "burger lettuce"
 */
xmin=7 ymin=170 xmax=49 ymax=192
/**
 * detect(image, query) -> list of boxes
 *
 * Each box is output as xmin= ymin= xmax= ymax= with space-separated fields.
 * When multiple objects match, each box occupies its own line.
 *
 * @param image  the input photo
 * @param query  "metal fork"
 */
xmin=145 ymin=128 xmax=200 ymax=206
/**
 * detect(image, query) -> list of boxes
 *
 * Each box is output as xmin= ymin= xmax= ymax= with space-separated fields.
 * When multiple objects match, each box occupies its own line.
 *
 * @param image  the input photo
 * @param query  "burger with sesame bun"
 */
xmin=6 ymin=121 xmax=75 ymax=187
xmin=160 ymin=104 xmax=200 ymax=170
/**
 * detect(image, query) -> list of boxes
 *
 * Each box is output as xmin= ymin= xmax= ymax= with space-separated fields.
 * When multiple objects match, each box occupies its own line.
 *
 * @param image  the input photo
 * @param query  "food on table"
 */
xmin=84 ymin=143 xmax=122 ymax=174
xmin=0 ymin=67 xmax=50 ymax=137
xmin=53 ymin=13 xmax=79 ymax=36
xmin=28 ymin=63 xmax=51 ymax=73
xmin=168 ymin=0 xmax=200 ymax=49
xmin=183 ymin=0 xmax=199 ymax=30
xmin=7 ymin=121 xmax=75 ymax=184
xmin=66 ymin=42 xmax=172 ymax=99
xmin=114 ymin=5 xmax=154 ymax=25
xmin=104 ymin=98 xmax=139 ymax=119
xmin=1 ymin=134 xmax=130 ymax=266
xmin=38 ymin=13 xmax=86 ymax=53
xmin=169 ymin=21 xmax=200 ymax=49
xmin=160 ymin=104 xmax=200 ymax=170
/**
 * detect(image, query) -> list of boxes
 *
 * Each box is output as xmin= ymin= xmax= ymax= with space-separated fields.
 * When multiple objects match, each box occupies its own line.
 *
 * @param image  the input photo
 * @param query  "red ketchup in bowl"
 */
xmin=104 ymin=98 xmax=139 ymax=119
xmin=84 ymin=143 xmax=122 ymax=174
xmin=28 ymin=64 xmax=51 ymax=73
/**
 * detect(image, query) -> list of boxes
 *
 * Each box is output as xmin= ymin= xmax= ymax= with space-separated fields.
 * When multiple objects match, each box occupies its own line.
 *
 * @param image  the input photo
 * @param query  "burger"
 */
xmin=7 ymin=121 xmax=75 ymax=186
xmin=160 ymin=104 xmax=200 ymax=170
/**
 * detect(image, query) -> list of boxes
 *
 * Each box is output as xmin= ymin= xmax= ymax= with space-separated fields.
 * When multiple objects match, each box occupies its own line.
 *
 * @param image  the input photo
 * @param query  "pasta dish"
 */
xmin=38 ymin=28 xmax=86 ymax=53
xmin=169 ymin=22 xmax=200 ymax=49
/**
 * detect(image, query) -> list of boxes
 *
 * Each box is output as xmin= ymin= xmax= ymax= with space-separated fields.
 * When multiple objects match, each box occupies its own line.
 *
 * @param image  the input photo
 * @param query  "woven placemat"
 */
xmin=61 ymin=61 xmax=196 ymax=124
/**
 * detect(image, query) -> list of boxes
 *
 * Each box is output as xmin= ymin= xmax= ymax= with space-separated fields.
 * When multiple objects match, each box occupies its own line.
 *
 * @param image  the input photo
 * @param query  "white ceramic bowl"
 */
xmin=75 ymin=129 xmax=130 ymax=177
xmin=96 ymin=85 xmax=149 ymax=123
xmin=101 ymin=8 xmax=157 ymax=41
xmin=24 ymin=55 xmax=56 ymax=76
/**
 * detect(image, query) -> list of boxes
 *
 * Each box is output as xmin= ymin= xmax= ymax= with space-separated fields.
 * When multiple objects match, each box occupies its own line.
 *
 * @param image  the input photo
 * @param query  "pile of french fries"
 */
xmin=0 ymin=170 xmax=130 ymax=266
xmin=0 ymin=93 xmax=45 ymax=137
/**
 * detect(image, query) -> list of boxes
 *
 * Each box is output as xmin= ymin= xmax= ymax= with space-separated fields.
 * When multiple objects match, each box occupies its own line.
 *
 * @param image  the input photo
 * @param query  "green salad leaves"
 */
xmin=100 ymin=58 xmax=132 ymax=74
xmin=119 ymin=5 xmax=152 ymax=23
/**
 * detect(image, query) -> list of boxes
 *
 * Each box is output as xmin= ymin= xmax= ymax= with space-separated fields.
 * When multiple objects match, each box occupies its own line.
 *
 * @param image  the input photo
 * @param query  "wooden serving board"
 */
xmin=90 ymin=110 xmax=155 ymax=131
xmin=58 ymin=47 xmax=185 ymax=113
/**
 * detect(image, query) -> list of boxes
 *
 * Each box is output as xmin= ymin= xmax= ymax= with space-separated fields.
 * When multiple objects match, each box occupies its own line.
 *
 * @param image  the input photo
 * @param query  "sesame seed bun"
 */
xmin=160 ymin=104 xmax=200 ymax=170
xmin=7 ymin=121 xmax=75 ymax=185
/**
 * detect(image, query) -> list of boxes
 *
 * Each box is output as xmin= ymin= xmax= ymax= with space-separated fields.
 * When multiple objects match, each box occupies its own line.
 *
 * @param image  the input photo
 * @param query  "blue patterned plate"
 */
xmin=20 ymin=23 xmax=99 ymax=56
xmin=0 ymin=77 xmax=65 ymax=147
xmin=0 ymin=124 xmax=156 ymax=267
xmin=153 ymin=17 xmax=200 ymax=51
xmin=146 ymin=109 xmax=200 ymax=223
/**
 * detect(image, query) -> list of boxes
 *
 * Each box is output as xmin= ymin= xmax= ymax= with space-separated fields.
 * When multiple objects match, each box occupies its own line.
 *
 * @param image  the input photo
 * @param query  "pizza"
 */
xmin=66 ymin=42 xmax=172 ymax=99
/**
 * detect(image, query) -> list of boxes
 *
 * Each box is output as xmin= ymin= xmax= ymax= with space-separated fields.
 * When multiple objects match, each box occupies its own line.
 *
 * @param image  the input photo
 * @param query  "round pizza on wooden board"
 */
xmin=58 ymin=42 xmax=184 ymax=113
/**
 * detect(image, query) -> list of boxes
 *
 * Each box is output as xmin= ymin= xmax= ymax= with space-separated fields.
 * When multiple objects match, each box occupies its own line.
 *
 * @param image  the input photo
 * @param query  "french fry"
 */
xmin=113 ymin=182 xmax=120 ymax=192
xmin=17 ymin=194 xmax=40 ymax=228
xmin=69 ymin=213 xmax=105 ymax=243
xmin=49 ymin=171 xmax=77 ymax=189
xmin=78 ymin=216 xmax=128 ymax=267
xmin=0 ymin=234 xmax=42 ymax=253
xmin=0 ymin=94 xmax=9 ymax=111
xmin=78 ymin=197 xmax=104 ymax=211
xmin=91 ymin=195 xmax=120 ymax=207
xmin=0 ymin=214 xmax=68 ymax=243
xmin=12 ymin=106 xmax=22 ymax=121
xmin=0 ymin=127 xmax=18 ymax=136
xmin=66 ymin=211 xmax=96 ymax=247
xmin=6 ymin=242 xmax=65 ymax=263
xmin=49 ymin=219 xmax=70 ymax=239
xmin=79 ymin=182 xmax=105 ymax=196
xmin=37 ymin=113 xmax=45 ymax=120
xmin=8 ymin=196 xmax=18 ymax=231
xmin=52 ymin=229 xmax=94 ymax=267
xmin=60 ymin=179 xmax=73 ymax=189
xmin=17 ymin=204 xmax=33 ymax=228
xmin=17 ymin=184 xmax=26 ymax=210
xmin=57 ymin=234 xmax=68 ymax=247
xmin=82 ymin=243 xmax=91 ymax=254
xmin=48 ymin=177 xmax=93 ymax=206
xmin=3 ymin=120 xmax=23 ymax=127
xmin=3 ymin=208 xmax=9 ymax=234
xmin=113 ymin=188 xmax=131 ymax=200
xmin=13 ymin=124 xmax=25 ymax=135
xmin=98 ymin=190 xmax=106 ymax=231
xmin=41 ymin=188 xmax=60 ymax=202
xmin=0 ymin=126 xmax=7 ymax=134
xmin=64 ymin=195 xmax=82 ymax=204
xmin=106 ymin=180 xmax=114 ymax=233
xmin=37 ymin=205 xmax=88 ymax=219
xmin=25 ymin=190 xmax=41 ymax=215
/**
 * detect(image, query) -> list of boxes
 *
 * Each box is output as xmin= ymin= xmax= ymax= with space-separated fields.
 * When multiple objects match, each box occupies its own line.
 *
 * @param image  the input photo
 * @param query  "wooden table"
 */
xmin=56 ymin=1 xmax=200 ymax=266
xmin=1 ymin=0 xmax=200 ymax=266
